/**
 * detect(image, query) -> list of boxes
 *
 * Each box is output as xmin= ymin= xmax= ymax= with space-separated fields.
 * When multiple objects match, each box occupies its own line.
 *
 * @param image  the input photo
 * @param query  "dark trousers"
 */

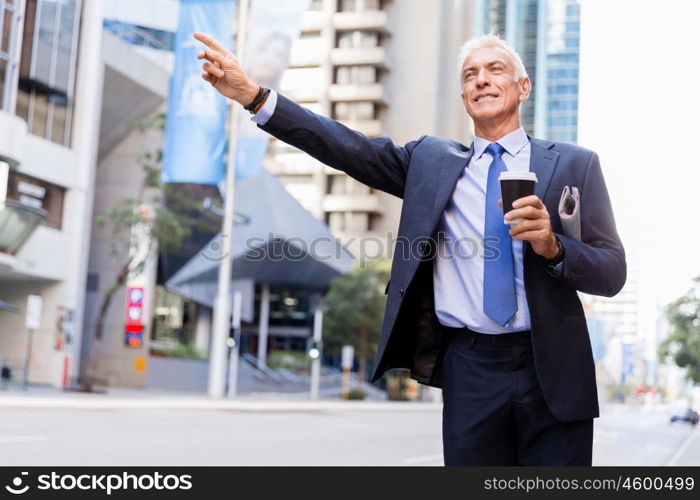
xmin=440 ymin=326 xmax=593 ymax=466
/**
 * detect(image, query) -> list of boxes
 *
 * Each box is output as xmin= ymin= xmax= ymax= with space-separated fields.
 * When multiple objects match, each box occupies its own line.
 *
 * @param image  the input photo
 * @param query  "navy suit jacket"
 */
xmin=260 ymin=94 xmax=626 ymax=422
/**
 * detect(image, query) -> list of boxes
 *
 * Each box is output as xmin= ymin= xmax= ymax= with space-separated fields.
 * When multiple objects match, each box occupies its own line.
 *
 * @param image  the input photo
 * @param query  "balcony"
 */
xmin=331 ymin=47 xmax=387 ymax=67
xmin=332 ymin=11 xmax=389 ymax=32
xmin=338 ymin=119 xmax=382 ymax=137
xmin=322 ymin=193 xmax=384 ymax=213
xmin=282 ymin=87 xmax=323 ymax=103
xmin=289 ymin=44 xmax=325 ymax=68
xmin=328 ymin=83 xmax=385 ymax=103
xmin=300 ymin=11 xmax=329 ymax=32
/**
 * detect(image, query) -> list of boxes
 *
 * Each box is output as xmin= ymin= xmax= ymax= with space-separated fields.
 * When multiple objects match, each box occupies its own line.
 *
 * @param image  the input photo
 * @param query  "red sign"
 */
xmin=124 ymin=286 xmax=145 ymax=348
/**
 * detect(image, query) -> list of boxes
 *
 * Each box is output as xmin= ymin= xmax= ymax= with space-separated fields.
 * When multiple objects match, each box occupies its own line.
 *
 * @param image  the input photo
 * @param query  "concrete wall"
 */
xmin=83 ymin=116 xmax=164 ymax=387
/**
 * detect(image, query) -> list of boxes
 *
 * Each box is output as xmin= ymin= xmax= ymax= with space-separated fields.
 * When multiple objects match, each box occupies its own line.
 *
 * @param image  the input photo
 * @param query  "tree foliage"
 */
xmin=659 ymin=276 xmax=700 ymax=384
xmin=322 ymin=260 xmax=390 ymax=381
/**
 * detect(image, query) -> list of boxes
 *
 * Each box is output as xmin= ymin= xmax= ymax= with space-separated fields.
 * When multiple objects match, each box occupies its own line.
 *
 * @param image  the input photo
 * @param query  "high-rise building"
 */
xmin=269 ymin=0 xmax=474 ymax=258
xmin=543 ymin=0 xmax=579 ymax=142
xmin=474 ymin=0 xmax=581 ymax=143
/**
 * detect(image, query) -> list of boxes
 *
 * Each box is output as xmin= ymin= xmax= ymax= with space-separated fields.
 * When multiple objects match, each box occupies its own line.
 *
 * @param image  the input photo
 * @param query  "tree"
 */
xmin=659 ymin=276 xmax=700 ymax=385
xmin=322 ymin=260 xmax=390 ymax=383
xmin=81 ymin=112 xmax=211 ymax=391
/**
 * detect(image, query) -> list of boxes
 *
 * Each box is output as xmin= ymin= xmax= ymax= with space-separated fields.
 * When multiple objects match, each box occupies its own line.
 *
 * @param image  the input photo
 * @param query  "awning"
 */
xmin=165 ymin=170 xmax=354 ymax=307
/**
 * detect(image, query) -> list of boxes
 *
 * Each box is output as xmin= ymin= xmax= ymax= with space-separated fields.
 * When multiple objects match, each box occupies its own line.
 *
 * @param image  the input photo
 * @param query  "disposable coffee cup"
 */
xmin=499 ymin=171 xmax=538 ymax=224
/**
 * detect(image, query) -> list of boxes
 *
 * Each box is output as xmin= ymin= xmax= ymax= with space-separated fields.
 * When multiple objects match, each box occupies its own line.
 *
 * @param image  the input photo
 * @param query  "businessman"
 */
xmin=194 ymin=32 xmax=626 ymax=466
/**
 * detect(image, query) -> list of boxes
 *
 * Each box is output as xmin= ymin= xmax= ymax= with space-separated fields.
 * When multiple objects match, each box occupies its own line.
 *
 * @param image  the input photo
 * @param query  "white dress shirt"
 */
xmin=433 ymin=128 xmax=532 ymax=334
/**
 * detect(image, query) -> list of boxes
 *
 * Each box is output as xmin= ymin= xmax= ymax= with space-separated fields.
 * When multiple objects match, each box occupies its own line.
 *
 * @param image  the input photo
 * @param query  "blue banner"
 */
xmin=162 ymin=0 xmax=235 ymax=185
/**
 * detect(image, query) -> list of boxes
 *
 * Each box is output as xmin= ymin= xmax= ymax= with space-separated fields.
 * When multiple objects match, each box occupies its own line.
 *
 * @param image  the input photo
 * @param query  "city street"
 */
xmin=0 ymin=403 xmax=697 ymax=466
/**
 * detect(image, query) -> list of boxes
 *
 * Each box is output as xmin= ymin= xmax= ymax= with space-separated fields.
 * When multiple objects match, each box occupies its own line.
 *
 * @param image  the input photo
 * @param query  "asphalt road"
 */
xmin=0 ymin=404 xmax=696 ymax=466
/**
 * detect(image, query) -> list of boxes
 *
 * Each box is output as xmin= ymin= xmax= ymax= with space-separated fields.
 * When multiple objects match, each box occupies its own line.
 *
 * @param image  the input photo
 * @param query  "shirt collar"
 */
xmin=473 ymin=126 xmax=529 ymax=160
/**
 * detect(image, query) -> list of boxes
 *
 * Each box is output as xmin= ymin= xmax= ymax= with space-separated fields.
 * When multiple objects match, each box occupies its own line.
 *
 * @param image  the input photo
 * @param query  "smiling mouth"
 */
xmin=474 ymin=94 xmax=498 ymax=102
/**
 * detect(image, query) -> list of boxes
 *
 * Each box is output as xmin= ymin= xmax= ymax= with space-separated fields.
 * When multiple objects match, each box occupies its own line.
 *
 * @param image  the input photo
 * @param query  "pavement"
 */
xmin=0 ymin=385 xmax=440 ymax=412
xmin=0 ymin=386 xmax=698 ymax=466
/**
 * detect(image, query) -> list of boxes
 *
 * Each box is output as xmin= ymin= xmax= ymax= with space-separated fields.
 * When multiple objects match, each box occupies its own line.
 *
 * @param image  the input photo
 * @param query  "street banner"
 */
xmin=162 ymin=0 xmax=235 ymax=184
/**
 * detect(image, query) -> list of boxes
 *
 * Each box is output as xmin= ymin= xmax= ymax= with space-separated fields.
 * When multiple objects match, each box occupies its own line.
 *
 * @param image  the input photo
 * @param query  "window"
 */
xmin=103 ymin=20 xmax=174 ymax=51
xmin=16 ymin=0 xmax=81 ymax=147
xmin=1 ymin=0 xmax=21 ymax=111
xmin=336 ymin=30 xmax=380 ymax=49
xmin=547 ymin=115 xmax=577 ymax=126
xmin=326 ymin=211 xmax=346 ymax=232
xmin=326 ymin=174 xmax=370 ymax=195
xmin=338 ymin=0 xmax=382 ymax=12
xmin=335 ymin=65 xmax=377 ymax=84
xmin=325 ymin=211 xmax=373 ymax=233
xmin=332 ymin=101 xmax=375 ymax=120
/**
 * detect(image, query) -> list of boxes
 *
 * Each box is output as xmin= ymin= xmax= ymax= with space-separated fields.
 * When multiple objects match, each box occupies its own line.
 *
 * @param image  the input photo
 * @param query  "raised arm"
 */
xmin=194 ymin=31 xmax=423 ymax=198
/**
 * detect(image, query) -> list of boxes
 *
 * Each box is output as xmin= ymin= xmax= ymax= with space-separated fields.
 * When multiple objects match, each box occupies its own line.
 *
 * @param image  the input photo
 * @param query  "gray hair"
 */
xmin=456 ymin=34 xmax=528 ymax=84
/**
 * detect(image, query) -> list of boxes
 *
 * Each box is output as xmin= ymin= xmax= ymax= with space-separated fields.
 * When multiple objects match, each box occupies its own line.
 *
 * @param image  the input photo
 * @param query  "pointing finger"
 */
xmin=193 ymin=32 xmax=230 ymax=55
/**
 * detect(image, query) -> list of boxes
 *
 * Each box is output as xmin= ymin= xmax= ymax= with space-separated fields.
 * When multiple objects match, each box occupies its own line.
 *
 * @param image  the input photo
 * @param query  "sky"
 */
xmin=578 ymin=0 xmax=700 ymax=306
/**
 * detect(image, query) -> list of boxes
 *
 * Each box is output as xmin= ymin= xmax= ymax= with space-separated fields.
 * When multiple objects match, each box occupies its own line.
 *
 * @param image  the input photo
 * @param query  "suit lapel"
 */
xmin=429 ymin=143 xmax=473 ymax=232
xmin=528 ymin=136 xmax=559 ymax=201
xmin=524 ymin=137 xmax=560 ymax=258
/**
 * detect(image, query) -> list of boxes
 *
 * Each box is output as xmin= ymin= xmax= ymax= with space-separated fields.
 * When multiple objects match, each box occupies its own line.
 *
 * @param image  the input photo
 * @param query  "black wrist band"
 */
xmin=244 ymin=86 xmax=270 ymax=112
xmin=545 ymin=238 xmax=564 ymax=265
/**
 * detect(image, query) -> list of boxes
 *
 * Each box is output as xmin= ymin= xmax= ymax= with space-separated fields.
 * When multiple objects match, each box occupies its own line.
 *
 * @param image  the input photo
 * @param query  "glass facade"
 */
xmin=480 ymin=0 xmax=539 ymax=135
xmin=475 ymin=0 xmax=581 ymax=142
xmin=15 ymin=0 xmax=81 ymax=147
xmin=545 ymin=0 xmax=580 ymax=143
xmin=102 ymin=19 xmax=174 ymax=51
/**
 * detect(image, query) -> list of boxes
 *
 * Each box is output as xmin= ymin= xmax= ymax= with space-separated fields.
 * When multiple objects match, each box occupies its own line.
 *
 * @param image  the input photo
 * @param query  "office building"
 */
xmin=474 ymin=0 xmax=581 ymax=142
xmin=0 ymin=0 xmax=103 ymax=387
xmin=270 ymin=0 xmax=474 ymax=258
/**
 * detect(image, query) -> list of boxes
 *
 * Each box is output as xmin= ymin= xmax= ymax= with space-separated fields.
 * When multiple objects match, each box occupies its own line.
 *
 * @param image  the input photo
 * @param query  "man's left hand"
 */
xmin=502 ymin=195 xmax=559 ymax=260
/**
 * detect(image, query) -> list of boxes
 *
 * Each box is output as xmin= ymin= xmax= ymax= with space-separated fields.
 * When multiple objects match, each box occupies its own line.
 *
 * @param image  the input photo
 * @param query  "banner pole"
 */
xmin=208 ymin=0 xmax=251 ymax=399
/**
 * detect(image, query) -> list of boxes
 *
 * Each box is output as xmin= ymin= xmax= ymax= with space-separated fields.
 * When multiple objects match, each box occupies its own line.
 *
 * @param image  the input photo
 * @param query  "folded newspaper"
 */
xmin=558 ymin=185 xmax=581 ymax=241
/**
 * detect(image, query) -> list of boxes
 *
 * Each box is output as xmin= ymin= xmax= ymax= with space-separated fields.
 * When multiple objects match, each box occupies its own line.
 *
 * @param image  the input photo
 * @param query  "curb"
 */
xmin=0 ymin=396 xmax=443 ymax=412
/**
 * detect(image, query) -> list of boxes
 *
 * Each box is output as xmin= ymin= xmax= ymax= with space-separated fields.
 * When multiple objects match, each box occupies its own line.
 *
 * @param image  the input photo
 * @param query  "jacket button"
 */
xmin=399 ymin=287 xmax=405 ymax=298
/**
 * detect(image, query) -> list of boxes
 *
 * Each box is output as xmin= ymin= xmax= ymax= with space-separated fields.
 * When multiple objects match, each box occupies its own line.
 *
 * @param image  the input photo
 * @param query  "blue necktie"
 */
xmin=483 ymin=142 xmax=517 ymax=326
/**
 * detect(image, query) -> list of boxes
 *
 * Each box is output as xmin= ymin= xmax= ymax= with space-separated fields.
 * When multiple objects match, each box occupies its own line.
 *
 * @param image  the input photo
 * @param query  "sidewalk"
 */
xmin=667 ymin=422 xmax=700 ymax=465
xmin=0 ymin=385 xmax=442 ymax=412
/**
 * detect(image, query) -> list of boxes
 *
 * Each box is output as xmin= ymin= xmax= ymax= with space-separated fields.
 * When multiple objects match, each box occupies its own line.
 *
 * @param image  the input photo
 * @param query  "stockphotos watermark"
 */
xmin=200 ymin=231 xmax=504 ymax=267
xmin=4 ymin=471 xmax=192 ymax=495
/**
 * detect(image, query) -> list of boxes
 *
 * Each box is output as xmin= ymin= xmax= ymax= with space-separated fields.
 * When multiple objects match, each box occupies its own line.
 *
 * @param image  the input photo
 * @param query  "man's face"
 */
xmin=460 ymin=46 xmax=531 ymax=126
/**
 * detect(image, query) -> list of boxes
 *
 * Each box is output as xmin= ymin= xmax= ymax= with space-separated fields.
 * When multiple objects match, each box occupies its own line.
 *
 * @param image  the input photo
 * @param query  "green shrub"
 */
xmin=267 ymin=350 xmax=311 ymax=375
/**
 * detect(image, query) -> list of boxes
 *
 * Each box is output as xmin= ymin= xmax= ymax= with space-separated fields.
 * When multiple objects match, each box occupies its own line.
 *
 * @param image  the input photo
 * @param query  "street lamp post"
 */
xmin=309 ymin=307 xmax=324 ymax=401
xmin=208 ymin=0 xmax=250 ymax=399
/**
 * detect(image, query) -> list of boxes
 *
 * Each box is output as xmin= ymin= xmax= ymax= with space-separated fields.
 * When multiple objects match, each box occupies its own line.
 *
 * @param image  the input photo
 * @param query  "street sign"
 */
xmin=124 ymin=286 xmax=145 ymax=347
xmin=25 ymin=295 xmax=42 ymax=330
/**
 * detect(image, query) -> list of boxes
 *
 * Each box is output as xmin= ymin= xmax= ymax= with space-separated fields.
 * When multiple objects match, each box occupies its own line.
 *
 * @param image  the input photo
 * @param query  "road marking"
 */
xmin=0 ymin=436 xmax=48 ymax=444
xmin=403 ymin=453 xmax=443 ymax=465
xmin=666 ymin=425 xmax=699 ymax=465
